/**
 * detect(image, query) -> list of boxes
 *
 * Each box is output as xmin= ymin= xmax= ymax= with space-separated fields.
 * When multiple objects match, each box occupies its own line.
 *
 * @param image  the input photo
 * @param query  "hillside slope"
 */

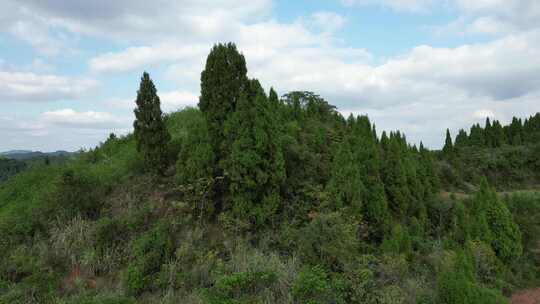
xmin=1 ymin=44 xmax=539 ymax=304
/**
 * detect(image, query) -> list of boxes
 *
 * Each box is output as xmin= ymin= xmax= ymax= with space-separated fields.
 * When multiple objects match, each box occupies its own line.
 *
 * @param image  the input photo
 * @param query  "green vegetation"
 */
xmin=0 ymin=43 xmax=539 ymax=303
xmin=0 ymin=158 xmax=26 ymax=183
xmin=134 ymin=72 xmax=171 ymax=175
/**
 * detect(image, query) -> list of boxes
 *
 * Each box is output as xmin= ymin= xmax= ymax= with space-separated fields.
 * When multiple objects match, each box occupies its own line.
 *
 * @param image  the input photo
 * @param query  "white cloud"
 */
xmin=41 ymin=108 xmax=127 ymax=129
xmin=436 ymin=0 xmax=540 ymax=36
xmin=105 ymin=90 xmax=198 ymax=113
xmin=89 ymin=44 xmax=208 ymax=73
xmin=160 ymin=90 xmax=198 ymax=112
xmin=0 ymin=71 xmax=98 ymax=102
xmin=473 ymin=109 xmax=496 ymax=120
xmin=341 ymin=0 xmax=434 ymax=12
xmin=3 ymin=0 xmax=272 ymax=44
xmin=310 ymin=11 xmax=347 ymax=33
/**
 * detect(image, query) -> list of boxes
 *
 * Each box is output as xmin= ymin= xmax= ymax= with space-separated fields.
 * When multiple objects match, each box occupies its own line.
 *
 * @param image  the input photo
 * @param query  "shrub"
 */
xmin=292 ymin=266 xmax=335 ymax=304
xmin=123 ymin=221 xmax=174 ymax=296
xmin=203 ymin=270 xmax=277 ymax=304
xmin=294 ymin=212 xmax=359 ymax=270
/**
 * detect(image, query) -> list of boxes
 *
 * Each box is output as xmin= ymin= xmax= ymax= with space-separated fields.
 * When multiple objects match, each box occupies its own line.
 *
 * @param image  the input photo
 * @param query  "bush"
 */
xmin=203 ymin=271 xmax=277 ymax=304
xmin=123 ymin=221 xmax=174 ymax=295
xmin=292 ymin=266 xmax=336 ymax=304
xmin=294 ymin=212 xmax=359 ymax=270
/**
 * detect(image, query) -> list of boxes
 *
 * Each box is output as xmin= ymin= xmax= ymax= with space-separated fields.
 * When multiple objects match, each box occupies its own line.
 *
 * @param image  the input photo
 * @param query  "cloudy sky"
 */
xmin=1 ymin=0 xmax=539 ymax=151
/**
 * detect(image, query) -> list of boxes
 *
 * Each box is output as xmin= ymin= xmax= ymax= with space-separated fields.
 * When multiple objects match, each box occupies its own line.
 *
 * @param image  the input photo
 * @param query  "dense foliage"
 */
xmin=0 ymin=43 xmax=538 ymax=303
xmin=0 ymin=158 xmax=26 ymax=183
xmin=440 ymin=116 xmax=540 ymax=190
xmin=133 ymin=72 xmax=171 ymax=175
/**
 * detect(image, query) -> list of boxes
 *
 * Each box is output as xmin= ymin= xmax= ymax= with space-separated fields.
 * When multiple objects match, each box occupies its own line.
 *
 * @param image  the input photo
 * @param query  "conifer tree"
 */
xmin=454 ymin=129 xmax=468 ymax=148
xmin=484 ymin=117 xmax=493 ymax=147
xmin=222 ymin=91 xmax=286 ymax=228
xmin=133 ymin=72 xmax=171 ymax=174
xmin=176 ymin=114 xmax=214 ymax=184
xmin=268 ymin=87 xmax=280 ymax=109
xmin=199 ymin=43 xmax=248 ymax=161
xmin=469 ymin=124 xmax=485 ymax=147
xmin=483 ymin=181 xmax=522 ymax=262
xmin=451 ymin=201 xmax=470 ymax=244
xmin=382 ymin=136 xmax=411 ymax=218
xmin=351 ymin=116 xmax=390 ymax=239
xmin=442 ymin=129 xmax=454 ymax=156
xmin=508 ymin=117 xmax=523 ymax=145
xmin=327 ymin=135 xmax=364 ymax=214
xmin=470 ymin=178 xmax=522 ymax=263
xmin=491 ymin=120 xmax=505 ymax=147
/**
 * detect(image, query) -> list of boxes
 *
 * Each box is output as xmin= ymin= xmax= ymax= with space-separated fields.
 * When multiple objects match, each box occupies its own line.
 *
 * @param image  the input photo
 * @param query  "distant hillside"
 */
xmin=0 ymin=150 xmax=76 ymax=183
xmin=0 ymin=150 xmax=74 ymax=160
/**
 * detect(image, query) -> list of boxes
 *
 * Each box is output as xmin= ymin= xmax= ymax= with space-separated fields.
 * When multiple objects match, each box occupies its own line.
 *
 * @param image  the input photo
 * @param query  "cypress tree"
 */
xmin=491 ymin=120 xmax=505 ymax=147
xmin=133 ymin=72 xmax=171 ymax=174
xmin=352 ymin=116 xmax=389 ymax=240
xmin=469 ymin=124 xmax=484 ymax=147
xmin=508 ymin=117 xmax=523 ymax=145
xmin=482 ymin=181 xmax=522 ymax=262
xmin=469 ymin=178 xmax=522 ymax=263
xmin=222 ymin=91 xmax=285 ymax=228
xmin=327 ymin=134 xmax=364 ymax=214
xmin=381 ymin=135 xmax=411 ymax=218
xmin=268 ymin=87 xmax=280 ymax=108
xmin=484 ymin=118 xmax=493 ymax=147
xmin=454 ymin=129 xmax=468 ymax=148
xmin=199 ymin=43 xmax=248 ymax=162
xmin=176 ymin=113 xmax=214 ymax=185
xmin=442 ymin=128 xmax=454 ymax=156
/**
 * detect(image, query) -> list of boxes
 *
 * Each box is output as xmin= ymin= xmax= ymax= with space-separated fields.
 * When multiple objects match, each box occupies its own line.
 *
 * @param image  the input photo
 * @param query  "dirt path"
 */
xmin=511 ymin=288 xmax=540 ymax=304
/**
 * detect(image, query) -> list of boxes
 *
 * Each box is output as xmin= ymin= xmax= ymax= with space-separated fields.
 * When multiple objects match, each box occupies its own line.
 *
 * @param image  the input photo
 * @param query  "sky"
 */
xmin=1 ymin=0 xmax=540 ymax=151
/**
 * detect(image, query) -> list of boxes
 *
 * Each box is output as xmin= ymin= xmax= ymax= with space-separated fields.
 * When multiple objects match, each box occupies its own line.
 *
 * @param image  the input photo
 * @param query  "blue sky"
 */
xmin=1 ymin=0 xmax=540 ymax=151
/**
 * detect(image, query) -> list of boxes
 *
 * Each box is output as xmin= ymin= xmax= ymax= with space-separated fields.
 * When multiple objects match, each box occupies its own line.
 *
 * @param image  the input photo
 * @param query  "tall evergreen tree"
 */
xmin=443 ymin=129 xmax=454 ymax=156
xmin=199 ymin=43 xmax=248 ymax=161
xmin=508 ymin=117 xmax=523 ymax=145
xmin=133 ymin=72 xmax=171 ymax=174
xmin=469 ymin=178 xmax=522 ymax=263
xmin=491 ymin=120 xmax=505 ymax=147
xmin=222 ymin=91 xmax=286 ymax=228
xmin=469 ymin=124 xmax=484 ymax=147
xmin=382 ymin=135 xmax=411 ymax=218
xmin=484 ymin=117 xmax=493 ymax=147
xmin=327 ymin=134 xmax=364 ymax=214
xmin=351 ymin=116 xmax=390 ymax=239
xmin=454 ymin=129 xmax=468 ymax=148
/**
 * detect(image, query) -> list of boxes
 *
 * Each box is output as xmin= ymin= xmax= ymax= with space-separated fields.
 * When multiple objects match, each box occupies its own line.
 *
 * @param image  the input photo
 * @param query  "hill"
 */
xmin=0 ymin=150 xmax=77 ymax=183
xmin=0 ymin=43 xmax=539 ymax=304
xmin=0 ymin=150 xmax=74 ymax=161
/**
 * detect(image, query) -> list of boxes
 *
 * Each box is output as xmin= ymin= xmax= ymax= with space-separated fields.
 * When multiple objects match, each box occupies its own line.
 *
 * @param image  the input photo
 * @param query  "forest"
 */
xmin=0 ymin=43 xmax=539 ymax=304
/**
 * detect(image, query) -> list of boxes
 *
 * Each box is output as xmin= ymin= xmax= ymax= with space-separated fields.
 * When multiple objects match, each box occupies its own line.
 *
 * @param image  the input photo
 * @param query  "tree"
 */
xmin=327 ymin=133 xmax=364 ymax=214
xmin=454 ymin=129 xmax=468 ymax=148
xmin=222 ymin=91 xmax=286 ymax=228
xmin=484 ymin=118 xmax=493 ymax=147
xmin=470 ymin=178 xmax=522 ymax=263
xmin=442 ymin=129 xmax=454 ymax=156
xmin=199 ymin=43 xmax=248 ymax=162
xmin=491 ymin=120 xmax=505 ymax=148
xmin=133 ymin=72 xmax=171 ymax=174
xmin=351 ymin=115 xmax=389 ymax=240
xmin=508 ymin=117 xmax=523 ymax=145
xmin=381 ymin=135 xmax=411 ymax=218
xmin=469 ymin=124 xmax=484 ymax=147
xmin=176 ymin=113 xmax=215 ymax=185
